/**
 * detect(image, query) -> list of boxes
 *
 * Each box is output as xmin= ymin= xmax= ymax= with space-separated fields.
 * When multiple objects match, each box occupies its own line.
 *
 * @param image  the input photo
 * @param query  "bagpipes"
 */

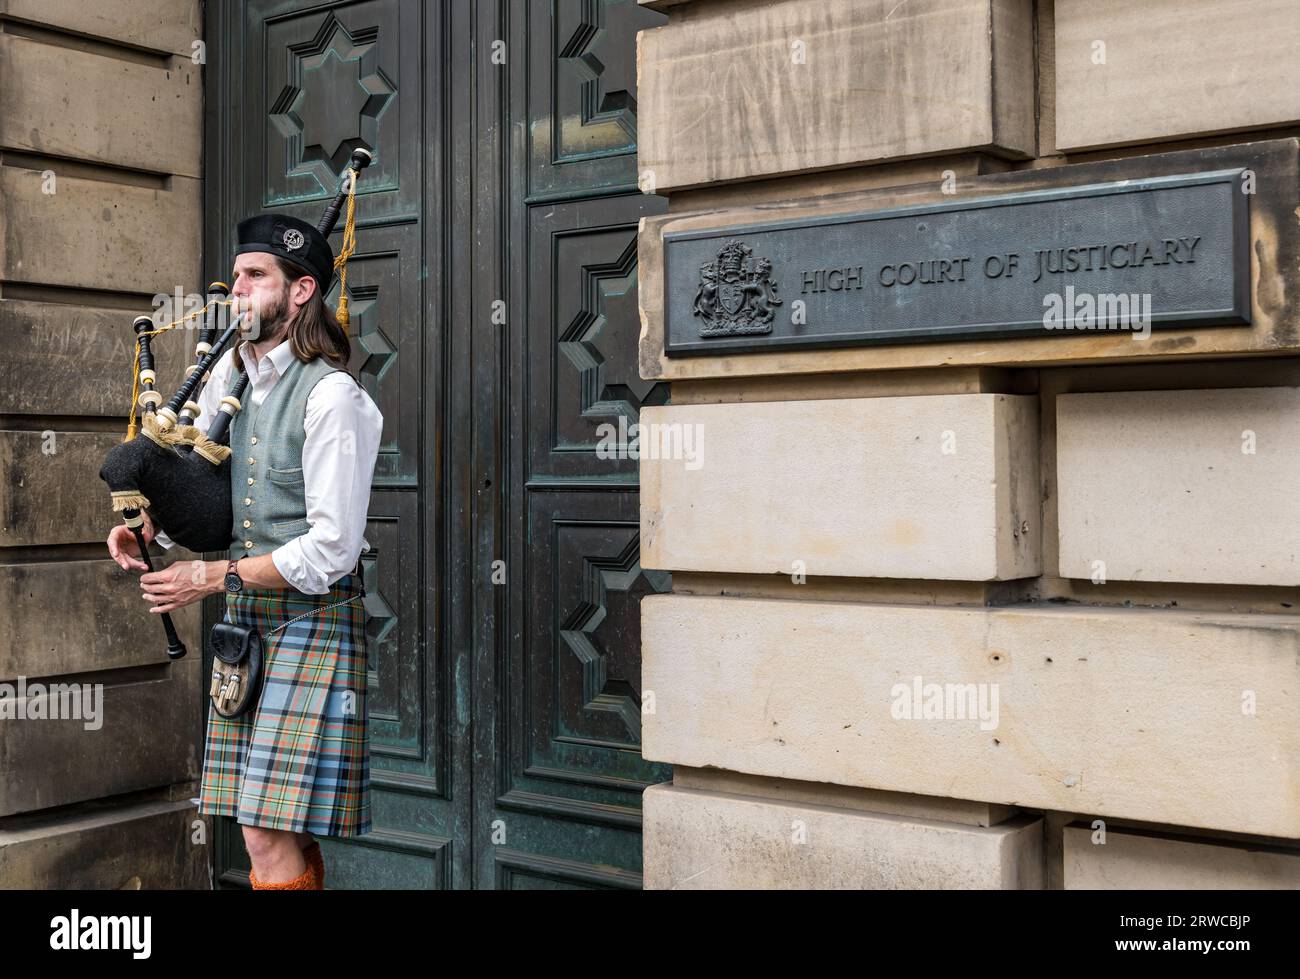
xmin=99 ymin=147 xmax=373 ymax=660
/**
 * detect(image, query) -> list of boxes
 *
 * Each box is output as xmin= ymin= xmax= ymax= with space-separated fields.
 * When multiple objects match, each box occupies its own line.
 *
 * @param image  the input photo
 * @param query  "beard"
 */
xmin=243 ymin=285 xmax=291 ymax=343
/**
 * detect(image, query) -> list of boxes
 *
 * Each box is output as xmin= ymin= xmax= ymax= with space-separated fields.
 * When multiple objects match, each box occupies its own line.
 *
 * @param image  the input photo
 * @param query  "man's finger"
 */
xmin=109 ymin=532 xmax=147 ymax=571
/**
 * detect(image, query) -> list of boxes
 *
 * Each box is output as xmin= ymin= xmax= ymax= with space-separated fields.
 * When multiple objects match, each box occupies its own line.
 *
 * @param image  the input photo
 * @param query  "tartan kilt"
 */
xmin=199 ymin=573 xmax=372 ymax=838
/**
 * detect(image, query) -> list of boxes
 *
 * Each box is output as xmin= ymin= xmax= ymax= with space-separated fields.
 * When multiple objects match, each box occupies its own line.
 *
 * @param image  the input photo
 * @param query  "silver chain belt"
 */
xmin=264 ymin=592 xmax=363 ymax=639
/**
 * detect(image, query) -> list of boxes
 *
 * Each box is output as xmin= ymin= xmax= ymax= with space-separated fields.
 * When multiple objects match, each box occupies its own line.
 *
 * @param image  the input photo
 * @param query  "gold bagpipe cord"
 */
xmin=125 ymin=299 xmax=234 ymax=442
xmin=332 ymin=165 xmax=361 ymax=330
xmin=123 ymin=164 xmax=363 ymax=442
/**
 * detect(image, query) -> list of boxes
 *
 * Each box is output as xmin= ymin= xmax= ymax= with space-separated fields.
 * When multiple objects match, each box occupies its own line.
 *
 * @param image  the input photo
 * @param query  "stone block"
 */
xmin=0 ymin=431 xmax=137 ymax=546
xmin=0 ymin=33 xmax=201 ymax=177
xmin=0 ymin=298 xmax=190 ymax=417
xmin=0 ymin=165 xmax=201 ymax=294
xmin=1057 ymin=387 xmax=1300 ymax=586
xmin=0 ymin=656 xmax=201 ymax=817
xmin=1063 ymin=825 xmax=1300 ymax=889
xmin=638 ymin=0 xmax=1035 ymax=191
xmin=640 ymin=394 xmax=1040 ymax=580
xmin=0 ymin=560 xmax=203 ymax=680
xmin=638 ymin=140 xmax=1300 ymax=380
xmin=1054 ymin=0 xmax=1300 ymax=151
xmin=643 ymin=782 xmax=1043 ymax=888
xmin=642 ymin=595 xmax=1300 ymax=838
xmin=0 ymin=797 xmax=209 ymax=889
xmin=0 ymin=0 xmax=202 ymax=58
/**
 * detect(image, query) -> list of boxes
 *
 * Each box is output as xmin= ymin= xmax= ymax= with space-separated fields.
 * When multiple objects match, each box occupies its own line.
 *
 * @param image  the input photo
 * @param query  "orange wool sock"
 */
xmin=249 ymin=862 xmax=315 ymax=890
xmin=303 ymin=840 xmax=325 ymax=890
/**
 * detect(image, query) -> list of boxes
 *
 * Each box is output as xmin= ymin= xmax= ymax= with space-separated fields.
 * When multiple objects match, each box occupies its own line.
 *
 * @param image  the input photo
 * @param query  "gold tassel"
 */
xmin=169 ymin=424 xmax=202 ymax=449
xmin=332 ymin=166 xmax=360 ymax=334
xmin=110 ymin=491 xmax=152 ymax=512
xmin=191 ymin=432 xmax=232 ymax=465
xmin=141 ymin=413 xmax=191 ymax=447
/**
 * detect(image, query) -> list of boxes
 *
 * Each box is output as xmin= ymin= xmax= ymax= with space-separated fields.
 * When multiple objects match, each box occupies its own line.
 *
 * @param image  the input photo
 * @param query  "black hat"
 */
xmin=235 ymin=213 xmax=334 ymax=296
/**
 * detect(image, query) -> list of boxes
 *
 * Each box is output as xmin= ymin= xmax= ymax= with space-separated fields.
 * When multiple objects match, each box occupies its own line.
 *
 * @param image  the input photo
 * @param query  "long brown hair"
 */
xmin=234 ymin=257 xmax=353 ymax=373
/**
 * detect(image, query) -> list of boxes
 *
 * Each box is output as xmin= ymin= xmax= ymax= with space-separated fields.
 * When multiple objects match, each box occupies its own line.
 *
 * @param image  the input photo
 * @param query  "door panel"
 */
xmin=529 ymin=194 xmax=670 ymax=481
xmin=470 ymin=0 xmax=671 ymax=890
xmin=528 ymin=0 xmax=651 ymax=196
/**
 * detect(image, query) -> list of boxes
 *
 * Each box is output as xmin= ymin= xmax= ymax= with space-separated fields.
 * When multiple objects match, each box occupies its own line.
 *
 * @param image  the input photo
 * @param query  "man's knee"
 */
xmin=241 ymin=825 xmax=299 ymax=860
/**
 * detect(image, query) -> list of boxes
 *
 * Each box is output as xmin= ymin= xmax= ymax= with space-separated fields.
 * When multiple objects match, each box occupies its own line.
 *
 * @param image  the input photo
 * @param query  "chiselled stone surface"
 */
xmin=0 ymin=299 xmax=189 ymax=416
xmin=642 ymin=596 xmax=1300 ymax=839
xmin=638 ymin=0 xmax=1035 ymax=191
xmin=1054 ymin=0 xmax=1300 ymax=151
xmin=0 ymin=561 xmax=203 ymax=679
xmin=0 ymin=431 xmax=136 ymax=546
xmin=643 ymin=783 xmax=1044 ymax=889
xmin=0 ymin=33 xmax=201 ymax=177
xmin=640 ymin=394 xmax=1040 ymax=580
xmin=0 ymin=797 xmax=209 ymax=889
xmin=1057 ymin=387 xmax=1300 ymax=587
xmin=1063 ymin=826 xmax=1300 ymax=889
xmin=0 ymin=657 xmax=201 ymax=817
xmin=0 ymin=0 xmax=202 ymax=58
xmin=0 ymin=166 xmax=201 ymax=294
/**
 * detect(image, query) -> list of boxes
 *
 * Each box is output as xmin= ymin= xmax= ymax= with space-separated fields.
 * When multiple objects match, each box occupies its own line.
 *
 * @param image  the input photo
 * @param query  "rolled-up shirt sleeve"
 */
xmin=271 ymin=373 xmax=383 ymax=594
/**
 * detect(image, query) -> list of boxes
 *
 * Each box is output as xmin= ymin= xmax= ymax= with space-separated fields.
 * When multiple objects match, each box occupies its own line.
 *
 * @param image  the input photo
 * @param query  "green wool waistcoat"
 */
xmin=227 ymin=354 xmax=354 ymax=561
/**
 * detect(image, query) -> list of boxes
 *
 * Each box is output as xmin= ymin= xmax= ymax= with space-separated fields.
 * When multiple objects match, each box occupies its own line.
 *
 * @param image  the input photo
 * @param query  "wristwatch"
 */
xmin=224 ymin=558 xmax=244 ymax=594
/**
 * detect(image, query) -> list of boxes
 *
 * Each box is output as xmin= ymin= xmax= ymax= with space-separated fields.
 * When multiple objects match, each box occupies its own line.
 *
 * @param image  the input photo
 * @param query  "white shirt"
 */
xmin=155 ymin=339 xmax=384 ymax=594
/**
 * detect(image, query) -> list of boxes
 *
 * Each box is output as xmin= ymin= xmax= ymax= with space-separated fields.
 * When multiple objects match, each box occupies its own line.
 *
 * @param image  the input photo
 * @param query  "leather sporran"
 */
xmin=208 ymin=622 xmax=265 ymax=719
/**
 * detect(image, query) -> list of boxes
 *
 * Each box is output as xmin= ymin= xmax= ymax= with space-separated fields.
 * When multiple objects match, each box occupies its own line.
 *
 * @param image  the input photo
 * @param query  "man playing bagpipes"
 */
xmin=105 ymin=162 xmax=382 ymax=889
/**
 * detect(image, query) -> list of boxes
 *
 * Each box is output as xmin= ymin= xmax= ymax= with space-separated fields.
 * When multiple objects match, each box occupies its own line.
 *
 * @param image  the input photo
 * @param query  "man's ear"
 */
xmin=289 ymin=274 xmax=317 ymax=309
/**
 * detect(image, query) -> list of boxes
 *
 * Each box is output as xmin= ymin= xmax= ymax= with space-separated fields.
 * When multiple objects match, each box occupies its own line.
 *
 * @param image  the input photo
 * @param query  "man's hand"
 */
xmin=140 ymin=559 xmax=223 ymax=614
xmin=107 ymin=512 xmax=156 ymax=572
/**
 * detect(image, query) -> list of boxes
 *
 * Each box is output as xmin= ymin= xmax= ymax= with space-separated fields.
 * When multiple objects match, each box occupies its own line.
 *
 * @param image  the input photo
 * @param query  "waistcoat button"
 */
xmin=243 ymin=519 xmax=252 ymax=529
xmin=251 ymin=436 xmax=258 ymax=445
xmin=244 ymin=497 xmax=252 ymax=506
xmin=247 ymin=477 xmax=255 ymax=485
xmin=244 ymin=540 xmax=253 ymax=549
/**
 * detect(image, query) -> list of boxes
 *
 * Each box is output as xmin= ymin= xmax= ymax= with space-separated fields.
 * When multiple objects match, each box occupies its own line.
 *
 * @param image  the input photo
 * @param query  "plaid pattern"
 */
xmin=199 ymin=574 xmax=372 ymax=837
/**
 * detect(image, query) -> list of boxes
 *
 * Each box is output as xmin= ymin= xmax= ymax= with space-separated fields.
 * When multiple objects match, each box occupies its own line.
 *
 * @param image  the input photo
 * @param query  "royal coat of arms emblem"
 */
xmin=691 ymin=240 xmax=783 ymax=337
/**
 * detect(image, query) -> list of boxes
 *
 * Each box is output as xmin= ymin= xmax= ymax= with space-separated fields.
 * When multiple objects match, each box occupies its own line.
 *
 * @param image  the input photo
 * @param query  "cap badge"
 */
xmin=282 ymin=228 xmax=306 ymax=251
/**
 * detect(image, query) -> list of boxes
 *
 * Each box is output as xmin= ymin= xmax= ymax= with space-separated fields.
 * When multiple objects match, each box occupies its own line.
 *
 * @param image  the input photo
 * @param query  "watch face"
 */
xmin=224 ymin=572 xmax=243 ymax=593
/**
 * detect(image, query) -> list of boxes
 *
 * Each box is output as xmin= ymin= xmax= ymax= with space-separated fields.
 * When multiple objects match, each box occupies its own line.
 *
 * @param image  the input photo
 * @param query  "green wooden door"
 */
xmin=205 ymin=0 xmax=666 ymax=889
